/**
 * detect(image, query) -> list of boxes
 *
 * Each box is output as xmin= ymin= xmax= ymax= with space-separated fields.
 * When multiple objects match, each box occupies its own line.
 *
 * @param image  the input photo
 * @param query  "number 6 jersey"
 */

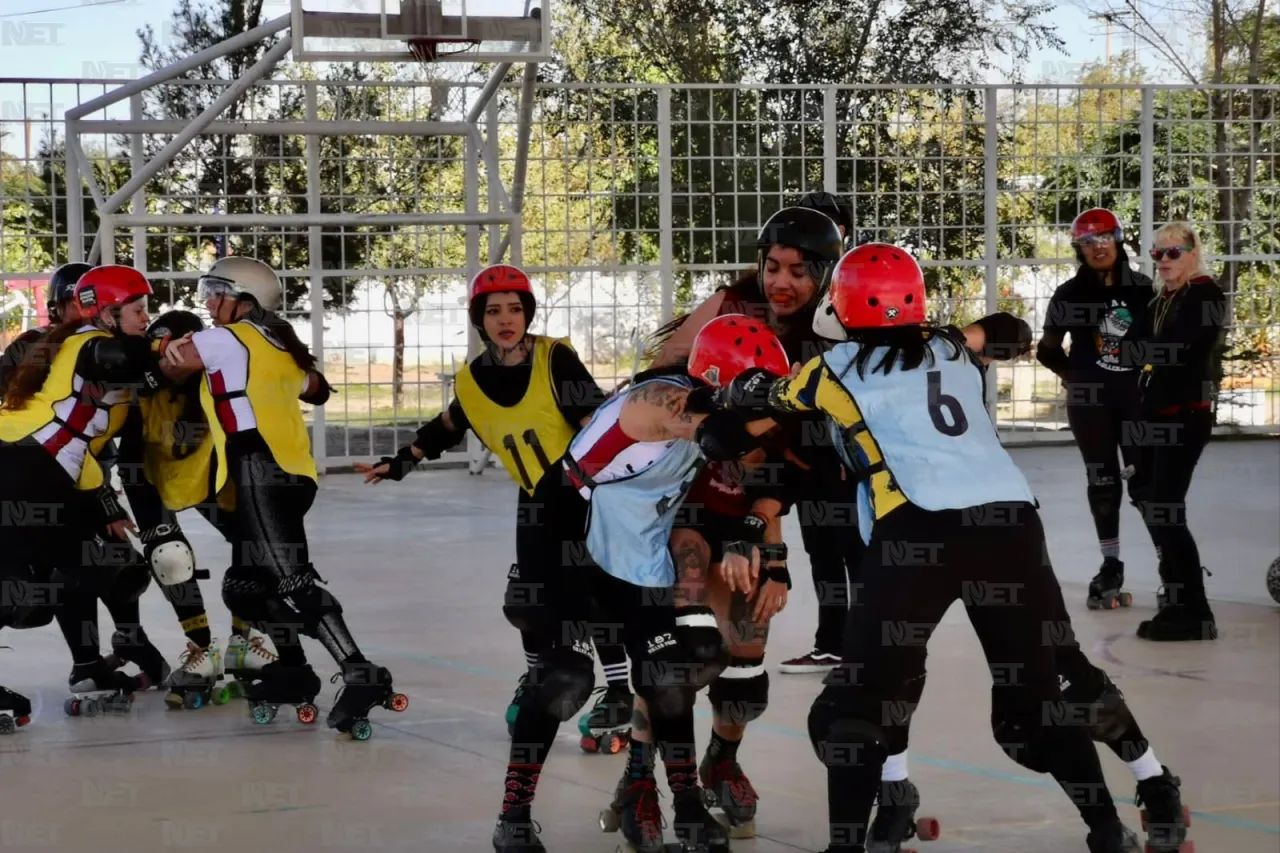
xmin=770 ymin=331 xmax=1036 ymax=544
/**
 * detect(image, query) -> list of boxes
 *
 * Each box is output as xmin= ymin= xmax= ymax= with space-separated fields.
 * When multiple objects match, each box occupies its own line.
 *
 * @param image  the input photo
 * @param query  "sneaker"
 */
xmin=778 ymin=650 xmax=840 ymax=674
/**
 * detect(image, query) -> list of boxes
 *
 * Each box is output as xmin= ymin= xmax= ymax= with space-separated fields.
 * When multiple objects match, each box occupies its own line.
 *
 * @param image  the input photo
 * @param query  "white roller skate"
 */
xmin=165 ymin=639 xmax=230 ymax=710
xmin=224 ymin=629 xmax=279 ymax=700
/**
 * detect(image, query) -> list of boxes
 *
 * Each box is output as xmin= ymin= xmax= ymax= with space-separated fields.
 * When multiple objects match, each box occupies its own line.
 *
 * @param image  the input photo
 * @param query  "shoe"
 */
xmin=779 ymin=649 xmax=840 ymax=674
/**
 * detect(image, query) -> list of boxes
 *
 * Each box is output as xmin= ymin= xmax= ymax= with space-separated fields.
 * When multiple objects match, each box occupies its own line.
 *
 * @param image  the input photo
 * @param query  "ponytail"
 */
xmin=245 ymin=304 xmax=316 ymax=373
xmin=1 ymin=322 xmax=85 ymax=411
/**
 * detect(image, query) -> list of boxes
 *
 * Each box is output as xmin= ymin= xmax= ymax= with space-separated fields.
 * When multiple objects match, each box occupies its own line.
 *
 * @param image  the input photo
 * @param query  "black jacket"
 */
xmin=1037 ymin=263 xmax=1154 ymax=384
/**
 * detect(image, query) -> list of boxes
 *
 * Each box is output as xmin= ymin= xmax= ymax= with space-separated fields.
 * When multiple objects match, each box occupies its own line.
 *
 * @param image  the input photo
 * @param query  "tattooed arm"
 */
xmin=618 ymin=381 xmax=706 ymax=441
xmin=671 ymin=530 xmax=714 ymax=610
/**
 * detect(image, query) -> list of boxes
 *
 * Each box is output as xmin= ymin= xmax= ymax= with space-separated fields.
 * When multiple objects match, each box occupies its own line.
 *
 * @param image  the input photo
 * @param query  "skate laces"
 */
xmin=178 ymin=642 xmax=208 ymax=670
xmin=626 ymin=778 xmax=666 ymax=840
xmin=246 ymin=636 xmax=276 ymax=661
xmin=708 ymin=760 xmax=757 ymax=807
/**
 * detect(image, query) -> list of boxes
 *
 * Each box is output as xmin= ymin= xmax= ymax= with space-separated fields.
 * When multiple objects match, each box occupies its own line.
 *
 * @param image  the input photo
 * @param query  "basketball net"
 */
xmin=407 ymin=37 xmax=481 ymax=62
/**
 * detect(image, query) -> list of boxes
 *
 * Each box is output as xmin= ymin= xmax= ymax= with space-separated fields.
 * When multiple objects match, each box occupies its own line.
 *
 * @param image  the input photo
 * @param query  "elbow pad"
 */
xmin=411 ymin=417 xmax=455 ymax=461
xmin=975 ymin=313 xmax=1033 ymax=361
xmin=301 ymin=371 xmax=333 ymax=406
xmin=86 ymin=335 xmax=155 ymax=378
xmin=695 ymin=409 xmax=761 ymax=462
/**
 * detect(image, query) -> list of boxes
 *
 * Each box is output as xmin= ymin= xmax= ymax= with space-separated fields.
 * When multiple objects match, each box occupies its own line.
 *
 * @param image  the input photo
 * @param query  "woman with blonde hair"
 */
xmin=1131 ymin=221 xmax=1226 ymax=642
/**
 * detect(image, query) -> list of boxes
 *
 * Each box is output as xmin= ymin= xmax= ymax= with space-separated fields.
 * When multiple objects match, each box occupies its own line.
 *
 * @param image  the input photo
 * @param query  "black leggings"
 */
xmin=1065 ymin=378 xmax=1156 ymax=558
xmin=812 ymin=502 xmax=1116 ymax=847
xmin=796 ymin=457 xmax=863 ymax=656
xmin=1130 ymin=408 xmax=1213 ymax=598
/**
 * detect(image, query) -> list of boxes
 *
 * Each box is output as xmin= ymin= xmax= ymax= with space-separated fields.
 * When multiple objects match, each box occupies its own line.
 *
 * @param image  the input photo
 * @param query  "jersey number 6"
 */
xmin=927 ymin=370 xmax=969 ymax=437
xmin=501 ymin=429 xmax=552 ymax=491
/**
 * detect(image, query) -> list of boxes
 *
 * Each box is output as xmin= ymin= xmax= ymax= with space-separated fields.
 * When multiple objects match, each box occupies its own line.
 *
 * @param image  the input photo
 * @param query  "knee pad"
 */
xmin=140 ymin=524 xmax=201 ymax=586
xmin=634 ymin=639 xmax=700 ymax=720
xmin=531 ymin=645 xmax=595 ymax=722
xmin=1086 ymin=480 xmax=1122 ymax=518
xmin=503 ymin=566 xmax=545 ymax=634
xmin=707 ymin=657 xmax=769 ymax=725
xmin=991 ymin=694 xmax=1056 ymax=773
xmin=674 ymin=606 xmax=730 ymax=689
xmin=807 ymin=695 xmax=889 ymax=769
xmin=276 ymin=564 xmax=341 ymax=636
xmin=81 ymin=536 xmax=152 ymax=604
xmin=1059 ymin=660 xmax=1133 ymax=744
xmin=221 ymin=565 xmax=279 ymax=624
xmin=0 ymin=566 xmax=56 ymax=630
xmin=103 ymin=562 xmax=152 ymax=604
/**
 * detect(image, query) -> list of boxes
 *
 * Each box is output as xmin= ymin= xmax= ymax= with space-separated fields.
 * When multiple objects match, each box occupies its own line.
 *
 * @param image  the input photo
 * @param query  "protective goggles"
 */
xmin=1071 ymin=233 xmax=1117 ymax=248
xmin=1149 ymin=246 xmax=1194 ymax=261
xmin=198 ymin=274 xmax=237 ymax=302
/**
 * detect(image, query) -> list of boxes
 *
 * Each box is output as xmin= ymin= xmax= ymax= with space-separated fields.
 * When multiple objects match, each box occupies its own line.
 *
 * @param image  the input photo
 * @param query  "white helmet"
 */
xmin=198 ymin=256 xmax=283 ymax=312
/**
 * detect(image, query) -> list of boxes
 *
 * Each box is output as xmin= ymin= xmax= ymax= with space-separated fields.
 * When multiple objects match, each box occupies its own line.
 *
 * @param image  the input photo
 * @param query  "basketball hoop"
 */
xmin=407 ymin=37 xmax=481 ymax=63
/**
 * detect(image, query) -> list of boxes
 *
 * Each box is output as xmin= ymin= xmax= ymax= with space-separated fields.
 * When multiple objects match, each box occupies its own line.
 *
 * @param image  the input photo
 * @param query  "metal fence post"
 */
xmin=658 ymin=87 xmax=673 ymax=323
xmin=305 ymin=82 xmax=327 ymax=473
xmin=824 ymin=86 xmax=837 ymax=194
xmin=130 ymin=95 xmax=146 ymax=275
xmin=1140 ymin=86 xmax=1155 ymax=281
xmin=983 ymin=86 xmax=999 ymax=421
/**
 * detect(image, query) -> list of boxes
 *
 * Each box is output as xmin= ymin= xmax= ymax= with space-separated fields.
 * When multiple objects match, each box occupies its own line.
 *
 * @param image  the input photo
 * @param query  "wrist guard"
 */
xmin=723 ymin=513 xmax=767 ymax=560
xmin=975 ymin=312 xmax=1033 ymax=361
xmin=713 ymin=367 xmax=777 ymax=415
xmin=97 ymin=485 xmax=128 ymax=525
xmin=695 ymin=408 xmax=761 ymax=462
xmin=412 ymin=417 xmax=454 ymax=461
xmin=378 ymin=445 xmax=420 ymax=481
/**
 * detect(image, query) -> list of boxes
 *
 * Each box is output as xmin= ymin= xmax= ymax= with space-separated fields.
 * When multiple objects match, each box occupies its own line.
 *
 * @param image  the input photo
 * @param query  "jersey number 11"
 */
xmin=502 ymin=429 xmax=552 ymax=491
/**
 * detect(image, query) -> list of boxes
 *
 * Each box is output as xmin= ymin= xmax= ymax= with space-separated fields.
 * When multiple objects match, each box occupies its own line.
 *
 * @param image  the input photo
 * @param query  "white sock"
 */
xmin=524 ymin=652 xmax=538 ymax=668
xmin=1126 ymin=747 xmax=1164 ymax=781
xmin=881 ymin=751 xmax=909 ymax=782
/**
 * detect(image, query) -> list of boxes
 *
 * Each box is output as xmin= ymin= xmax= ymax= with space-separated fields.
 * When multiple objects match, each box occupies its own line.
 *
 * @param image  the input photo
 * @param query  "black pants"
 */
xmin=1064 ymin=376 xmax=1153 ymax=555
xmin=812 ymin=501 xmax=1115 ymax=846
xmin=796 ymin=453 xmax=863 ymax=656
xmin=1130 ymin=408 xmax=1213 ymax=599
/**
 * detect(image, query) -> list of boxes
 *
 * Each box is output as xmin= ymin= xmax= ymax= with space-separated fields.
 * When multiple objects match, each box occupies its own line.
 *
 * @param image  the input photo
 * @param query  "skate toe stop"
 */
xmin=916 ymin=815 xmax=941 ymax=841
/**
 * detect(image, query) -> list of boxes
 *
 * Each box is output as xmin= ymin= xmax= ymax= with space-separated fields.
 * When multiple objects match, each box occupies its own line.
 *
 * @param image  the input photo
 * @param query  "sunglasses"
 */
xmin=1149 ymin=246 xmax=1194 ymax=261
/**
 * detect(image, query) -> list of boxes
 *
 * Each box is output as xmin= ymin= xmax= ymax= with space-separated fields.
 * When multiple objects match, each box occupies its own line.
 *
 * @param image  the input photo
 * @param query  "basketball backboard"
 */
xmin=290 ymin=0 xmax=550 ymax=64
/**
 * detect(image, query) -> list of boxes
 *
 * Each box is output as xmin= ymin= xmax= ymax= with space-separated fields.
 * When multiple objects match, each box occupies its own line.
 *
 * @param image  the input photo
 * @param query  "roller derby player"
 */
xmin=649 ymin=203 xmax=864 ymax=677
xmin=0 ymin=262 xmax=92 ymax=398
xmin=1036 ymin=208 xmax=1160 ymax=612
xmin=112 ymin=308 xmax=285 ymax=710
xmin=161 ymin=256 xmax=405 ymax=739
xmin=0 ymin=265 xmax=179 ymax=715
xmin=353 ymin=263 xmax=633 ymax=743
xmin=711 ymin=244 xmax=1150 ymax=853
xmin=1 ymin=561 xmax=62 ymax=732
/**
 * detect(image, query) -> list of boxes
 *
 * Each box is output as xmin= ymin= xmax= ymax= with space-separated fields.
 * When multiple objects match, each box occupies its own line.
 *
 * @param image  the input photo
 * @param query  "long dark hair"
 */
xmin=1 ymin=321 xmax=86 ymax=411
xmin=1074 ymin=241 xmax=1133 ymax=285
xmin=242 ymin=302 xmax=316 ymax=372
xmin=839 ymin=325 xmax=968 ymax=380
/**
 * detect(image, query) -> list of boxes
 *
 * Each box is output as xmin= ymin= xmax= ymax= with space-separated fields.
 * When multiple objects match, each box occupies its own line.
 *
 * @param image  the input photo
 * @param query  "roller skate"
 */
xmin=165 ymin=639 xmax=231 ymax=710
xmin=599 ymin=774 xmax=669 ymax=853
xmin=1087 ymin=558 xmax=1133 ymax=610
xmin=506 ymin=670 xmax=530 ymax=738
xmin=492 ymin=804 xmax=545 ymax=852
xmin=578 ymin=683 xmax=633 ymax=754
xmin=65 ymin=657 xmax=147 ymax=717
xmin=224 ymin=630 xmax=278 ymax=699
xmin=1087 ymin=820 xmax=1142 ymax=852
xmin=698 ymin=753 xmax=758 ymax=838
xmin=242 ymin=661 xmax=322 ymax=726
xmin=671 ymin=785 xmax=731 ymax=853
xmin=108 ymin=627 xmax=172 ymax=688
xmin=867 ymin=779 xmax=941 ymax=852
xmin=1136 ymin=767 xmax=1194 ymax=852
xmin=0 ymin=685 xmax=32 ymax=734
xmin=325 ymin=661 xmax=408 ymax=741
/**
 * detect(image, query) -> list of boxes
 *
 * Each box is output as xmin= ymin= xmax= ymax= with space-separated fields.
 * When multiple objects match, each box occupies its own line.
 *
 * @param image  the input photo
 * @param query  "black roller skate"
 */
xmin=1087 ymin=558 xmax=1133 ymax=610
xmin=867 ymin=779 xmax=941 ymax=852
xmin=578 ymin=683 xmax=633 ymax=754
xmin=242 ymin=661 xmax=322 ymax=726
xmin=671 ymin=785 xmax=731 ymax=853
xmin=1087 ymin=820 xmax=1142 ymax=852
xmin=1136 ymin=767 xmax=1194 ymax=852
xmin=325 ymin=661 xmax=408 ymax=741
xmin=492 ymin=804 xmax=545 ymax=852
xmin=65 ymin=657 xmax=147 ymax=717
xmin=506 ymin=670 xmax=530 ymax=739
xmin=698 ymin=753 xmax=758 ymax=838
xmin=0 ymin=685 xmax=32 ymax=734
xmin=599 ymin=775 xmax=670 ymax=853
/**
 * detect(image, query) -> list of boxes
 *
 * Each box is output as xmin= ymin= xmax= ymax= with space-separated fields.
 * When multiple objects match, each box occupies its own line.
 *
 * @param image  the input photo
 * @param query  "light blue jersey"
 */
xmin=820 ymin=335 xmax=1037 ymax=543
xmin=564 ymin=376 xmax=705 ymax=587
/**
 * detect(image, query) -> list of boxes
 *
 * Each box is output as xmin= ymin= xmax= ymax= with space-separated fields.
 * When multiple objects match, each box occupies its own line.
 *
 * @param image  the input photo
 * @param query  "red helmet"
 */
xmin=73 ymin=265 xmax=152 ymax=321
xmin=829 ymin=244 xmax=927 ymax=330
xmin=467 ymin=264 xmax=536 ymax=331
xmin=688 ymin=314 xmax=790 ymax=388
xmin=1071 ymin=208 xmax=1122 ymax=244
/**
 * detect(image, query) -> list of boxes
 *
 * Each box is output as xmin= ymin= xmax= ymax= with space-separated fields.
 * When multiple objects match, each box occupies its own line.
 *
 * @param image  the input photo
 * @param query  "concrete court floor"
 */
xmin=0 ymin=440 xmax=1277 ymax=853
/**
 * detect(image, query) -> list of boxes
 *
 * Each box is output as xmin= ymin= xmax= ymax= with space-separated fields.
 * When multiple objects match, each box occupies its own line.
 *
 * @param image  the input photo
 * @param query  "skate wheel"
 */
xmin=1183 ymin=805 xmax=1192 ymax=827
xmin=580 ymin=735 xmax=600 ymax=753
xmin=1118 ymin=592 xmax=1133 ymax=607
xmin=82 ymin=699 xmax=102 ymax=718
xmin=916 ymin=815 xmax=941 ymax=841
xmin=0 ymin=716 xmax=15 ymax=735
xmin=251 ymin=704 xmax=276 ymax=725
xmin=602 ymin=734 xmax=627 ymax=755
xmin=388 ymin=692 xmax=408 ymax=712
xmin=598 ymin=808 xmax=620 ymax=833
xmin=164 ymin=692 xmax=184 ymax=709
xmin=296 ymin=703 xmax=318 ymax=724
xmin=350 ymin=719 xmax=373 ymax=741
xmin=227 ymin=680 xmax=244 ymax=699
xmin=1086 ymin=599 xmax=1101 ymax=610
xmin=213 ymin=686 xmax=231 ymax=706
xmin=185 ymin=692 xmax=204 ymax=710
xmin=64 ymin=698 xmax=80 ymax=717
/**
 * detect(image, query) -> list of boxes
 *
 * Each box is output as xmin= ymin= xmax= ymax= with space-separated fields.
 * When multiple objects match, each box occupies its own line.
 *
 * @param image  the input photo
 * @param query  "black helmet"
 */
xmin=756 ymin=207 xmax=844 ymax=264
xmin=47 ymin=262 xmax=93 ymax=313
xmin=797 ymin=191 xmax=853 ymax=236
xmin=147 ymin=309 xmax=205 ymax=341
